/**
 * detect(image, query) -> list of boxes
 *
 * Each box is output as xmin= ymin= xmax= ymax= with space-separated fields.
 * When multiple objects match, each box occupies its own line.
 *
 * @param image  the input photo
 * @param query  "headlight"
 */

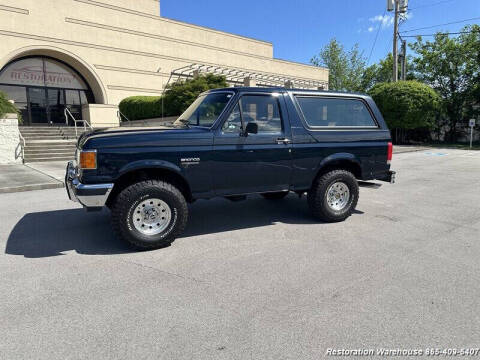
xmin=79 ymin=150 xmax=97 ymax=169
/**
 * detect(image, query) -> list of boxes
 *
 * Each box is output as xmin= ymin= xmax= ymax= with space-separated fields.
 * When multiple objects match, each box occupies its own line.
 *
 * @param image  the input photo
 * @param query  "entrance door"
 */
xmin=0 ymin=56 xmax=94 ymax=125
xmin=65 ymin=90 xmax=82 ymax=125
xmin=212 ymin=93 xmax=293 ymax=195
xmin=27 ymin=88 xmax=47 ymax=124
xmin=47 ymin=89 xmax=66 ymax=124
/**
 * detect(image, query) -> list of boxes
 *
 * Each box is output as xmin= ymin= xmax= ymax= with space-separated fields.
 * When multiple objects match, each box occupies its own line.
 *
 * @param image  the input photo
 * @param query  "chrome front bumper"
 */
xmin=65 ymin=161 xmax=114 ymax=208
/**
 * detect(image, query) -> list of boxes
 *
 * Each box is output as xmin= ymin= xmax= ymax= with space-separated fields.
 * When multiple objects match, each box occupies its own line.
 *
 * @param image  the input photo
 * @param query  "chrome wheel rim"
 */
xmin=326 ymin=182 xmax=350 ymax=211
xmin=132 ymin=198 xmax=172 ymax=236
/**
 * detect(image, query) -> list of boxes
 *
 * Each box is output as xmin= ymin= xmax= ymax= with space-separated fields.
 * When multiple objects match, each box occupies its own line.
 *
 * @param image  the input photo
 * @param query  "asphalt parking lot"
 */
xmin=1 ymin=149 xmax=479 ymax=359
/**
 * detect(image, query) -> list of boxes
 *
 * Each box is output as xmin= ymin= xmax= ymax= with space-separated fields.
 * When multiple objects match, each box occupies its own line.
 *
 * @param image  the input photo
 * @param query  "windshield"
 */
xmin=174 ymin=92 xmax=233 ymax=127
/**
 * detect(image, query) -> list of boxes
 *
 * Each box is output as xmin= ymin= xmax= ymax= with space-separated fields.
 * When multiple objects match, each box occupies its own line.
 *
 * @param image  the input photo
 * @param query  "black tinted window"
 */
xmin=240 ymin=95 xmax=282 ymax=134
xmin=296 ymin=97 xmax=377 ymax=127
xmin=221 ymin=94 xmax=283 ymax=135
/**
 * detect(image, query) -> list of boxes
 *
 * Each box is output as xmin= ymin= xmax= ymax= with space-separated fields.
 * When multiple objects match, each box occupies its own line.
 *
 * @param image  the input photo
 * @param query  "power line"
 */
xmin=367 ymin=9 xmax=386 ymax=64
xmin=400 ymin=16 xmax=480 ymax=33
xmin=400 ymin=30 xmax=479 ymax=37
xmin=408 ymin=0 xmax=457 ymax=10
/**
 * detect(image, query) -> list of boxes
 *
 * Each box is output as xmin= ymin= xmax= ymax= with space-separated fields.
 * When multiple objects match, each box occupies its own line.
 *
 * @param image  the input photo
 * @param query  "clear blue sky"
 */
xmin=161 ymin=0 xmax=480 ymax=66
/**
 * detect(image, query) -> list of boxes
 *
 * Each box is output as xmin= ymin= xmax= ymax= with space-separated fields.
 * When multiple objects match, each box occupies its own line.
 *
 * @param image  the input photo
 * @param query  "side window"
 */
xmin=295 ymin=97 xmax=377 ymax=128
xmin=221 ymin=94 xmax=283 ymax=135
xmin=241 ymin=95 xmax=282 ymax=134
xmin=222 ymin=103 xmax=242 ymax=133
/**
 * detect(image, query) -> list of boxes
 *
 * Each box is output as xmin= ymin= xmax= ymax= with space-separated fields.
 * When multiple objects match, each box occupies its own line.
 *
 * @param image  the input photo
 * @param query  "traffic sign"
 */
xmin=469 ymin=119 xmax=476 ymax=148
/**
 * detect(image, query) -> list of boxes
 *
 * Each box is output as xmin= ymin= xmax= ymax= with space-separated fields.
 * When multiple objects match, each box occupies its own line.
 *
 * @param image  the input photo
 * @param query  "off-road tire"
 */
xmin=261 ymin=191 xmax=289 ymax=200
xmin=307 ymin=170 xmax=359 ymax=222
xmin=111 ymin=180 xmax=188 ymax=250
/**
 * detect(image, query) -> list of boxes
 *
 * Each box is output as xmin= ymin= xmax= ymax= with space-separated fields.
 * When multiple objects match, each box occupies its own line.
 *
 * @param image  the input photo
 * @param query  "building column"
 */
xmin=243 ymin=76 xmax=256 ymax=87
xmin=284 ymin=80 xmax=294 ymax=89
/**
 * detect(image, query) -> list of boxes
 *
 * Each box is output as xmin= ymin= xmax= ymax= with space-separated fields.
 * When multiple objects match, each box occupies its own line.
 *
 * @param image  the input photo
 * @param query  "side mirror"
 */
xmin=244 ymin=122 xmax=258 ymax=135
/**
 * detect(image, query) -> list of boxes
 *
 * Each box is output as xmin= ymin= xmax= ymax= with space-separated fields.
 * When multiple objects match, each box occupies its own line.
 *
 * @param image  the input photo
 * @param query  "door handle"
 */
xmin=276 ymin=137 xmax=292 ymax=145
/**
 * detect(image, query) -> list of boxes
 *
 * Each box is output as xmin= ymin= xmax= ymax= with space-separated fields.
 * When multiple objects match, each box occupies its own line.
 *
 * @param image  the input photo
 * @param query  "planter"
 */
xmin=0 ymin=114 xmax=22 ymax=164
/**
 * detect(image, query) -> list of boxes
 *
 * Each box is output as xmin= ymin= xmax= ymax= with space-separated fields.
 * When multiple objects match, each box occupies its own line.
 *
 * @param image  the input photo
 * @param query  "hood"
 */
xmin=79 ymin=125 xmax=212 ymax=150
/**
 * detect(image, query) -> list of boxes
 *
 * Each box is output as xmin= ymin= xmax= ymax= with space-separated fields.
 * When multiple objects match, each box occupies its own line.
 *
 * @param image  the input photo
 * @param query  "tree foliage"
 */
xmin=311 ymin=39 xmax=415 ymax=93
xmin=311 ymin=39 xmax=366 ymax=92
xmin=0 ymin=91 xmax=19 ymax=119
xmin=361 ymin=53 xmax=415 ymax=91
xmin=119 ymin=74 xmax=227 ymax=120
xmin=409 ymin=25 xmax=480 ymax=141
xmin=162 ymin=73 xmax=227 ymax=116
xmin=369 ymin=81 xmax=441 ymax=130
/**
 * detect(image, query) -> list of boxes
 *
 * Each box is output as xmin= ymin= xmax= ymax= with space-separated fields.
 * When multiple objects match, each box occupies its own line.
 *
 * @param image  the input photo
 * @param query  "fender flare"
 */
xmin=117 ymin=159 xmax=184 ymax=180
xmin=315 ymin=152 xmax=362 ymax=177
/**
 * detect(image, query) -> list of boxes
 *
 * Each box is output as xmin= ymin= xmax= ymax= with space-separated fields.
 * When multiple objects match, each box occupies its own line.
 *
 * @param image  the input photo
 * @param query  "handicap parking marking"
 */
xmin=424 ymin=152 xmax=448 ymax=156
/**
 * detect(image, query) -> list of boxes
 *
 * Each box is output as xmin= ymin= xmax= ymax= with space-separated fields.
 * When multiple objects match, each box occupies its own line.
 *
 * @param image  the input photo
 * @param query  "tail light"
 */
xmin=387 ymin=142 xmax=393 ymax=165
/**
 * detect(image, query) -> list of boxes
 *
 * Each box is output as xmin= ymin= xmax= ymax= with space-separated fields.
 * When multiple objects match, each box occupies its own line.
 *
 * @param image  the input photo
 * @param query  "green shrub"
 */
xmin=369 ymin=80 xmax=440 ymax=130
xmin=119 ymin=96 xmax=162 ymax=121
xmin=0 ymin=91 xmax=19 ymax=119
xmin=119 ymin=73 xmax=227 ymax=121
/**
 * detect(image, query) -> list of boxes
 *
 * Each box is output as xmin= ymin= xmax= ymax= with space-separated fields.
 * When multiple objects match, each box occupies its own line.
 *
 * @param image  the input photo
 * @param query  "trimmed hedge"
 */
xmin=119 ymin=96 xmax=162 ymax=121
xmin=0 ymin=91 xmax=19 ymax=119
xmin=369 ymin=80 xmax=440 ymax=130
xmin=119 ymin=73 xmax=227 ymax=121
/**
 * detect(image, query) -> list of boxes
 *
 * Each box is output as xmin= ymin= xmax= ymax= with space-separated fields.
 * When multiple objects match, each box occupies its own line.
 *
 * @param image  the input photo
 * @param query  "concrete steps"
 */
xmin=19 ymin=126 xmax=86 ymax=163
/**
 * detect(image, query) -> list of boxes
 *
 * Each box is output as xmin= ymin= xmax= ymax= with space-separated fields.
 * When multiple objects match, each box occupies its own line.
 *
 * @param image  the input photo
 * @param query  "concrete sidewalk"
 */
xmin=0 ymin=161 xmax=66 ymax=194
xmin=26 ymin=161 xmax=69 ymax=182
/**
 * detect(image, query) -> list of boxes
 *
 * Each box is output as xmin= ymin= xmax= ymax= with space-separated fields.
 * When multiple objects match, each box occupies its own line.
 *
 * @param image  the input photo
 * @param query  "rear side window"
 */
xmin=295 ymin=96 xmax=377 ymax=128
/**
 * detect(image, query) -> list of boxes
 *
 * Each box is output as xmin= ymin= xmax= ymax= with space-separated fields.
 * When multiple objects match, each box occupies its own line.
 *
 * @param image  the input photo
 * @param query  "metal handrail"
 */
xmin=117 ymin=110 xmax=130 ymax=123
xmin=18 ymin=131 xmax=25 ymax=163
xmin=64 ymin=107 xmax=92 ymax=137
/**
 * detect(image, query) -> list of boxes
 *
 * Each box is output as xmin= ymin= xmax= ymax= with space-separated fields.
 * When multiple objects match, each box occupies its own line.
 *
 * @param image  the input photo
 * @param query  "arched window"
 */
xmin=0 ymin=57 xmax=94 ymax=125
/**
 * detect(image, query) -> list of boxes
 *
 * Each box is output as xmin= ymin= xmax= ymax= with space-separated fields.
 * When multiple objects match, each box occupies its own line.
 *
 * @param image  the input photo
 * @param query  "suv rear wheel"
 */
xmin=111 ymin=180 xmax=188 ymax=250
xmin=307 ymin=170 xmax=359 ymax=222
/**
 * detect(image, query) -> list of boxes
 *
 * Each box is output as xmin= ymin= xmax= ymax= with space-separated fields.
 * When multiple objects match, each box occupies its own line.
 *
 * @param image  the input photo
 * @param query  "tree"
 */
xmin=409 ymin=25 xmax=480 ymax=141
xmin=0 ymin=91 xmax=20 ymax=119
xmin=119 ymin=73 xmax=227 ymax=120
xmin=311 ymin=39 xmax=367 ymax=92
xmin=369 ymin=81 xmax=441 ymax=143
xmin=162 ymin=73 xmax=227 ymax=116
xmin=361 ymin=53 xmax=415 ymax=91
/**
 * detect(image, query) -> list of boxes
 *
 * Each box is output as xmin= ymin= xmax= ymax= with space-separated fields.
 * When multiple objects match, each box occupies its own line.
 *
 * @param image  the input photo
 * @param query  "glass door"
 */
xmin=65 ymin=89 xmax=82 ymax=125
xmin=27 ymin=88 xmax=47 ymax=124
xmin=47 ymin=89 xmax=65 ymax=124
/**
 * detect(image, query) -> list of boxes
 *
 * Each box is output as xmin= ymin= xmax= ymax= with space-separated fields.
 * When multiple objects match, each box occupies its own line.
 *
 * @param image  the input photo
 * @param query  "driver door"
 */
xmin=212 ymin=93 xmax=293 ymax=195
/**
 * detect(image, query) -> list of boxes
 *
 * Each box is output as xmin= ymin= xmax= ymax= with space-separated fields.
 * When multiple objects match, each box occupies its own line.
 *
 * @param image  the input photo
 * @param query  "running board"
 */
xmin=358 ymin=181 xmax=382 ymax=189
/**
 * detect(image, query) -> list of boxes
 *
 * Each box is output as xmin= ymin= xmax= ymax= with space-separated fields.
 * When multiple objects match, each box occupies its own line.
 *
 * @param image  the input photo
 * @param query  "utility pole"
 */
xmin=392 ymin=0 xmax=399 ymax=82
xmin=401 ymin=39 xmax=407 ymax=80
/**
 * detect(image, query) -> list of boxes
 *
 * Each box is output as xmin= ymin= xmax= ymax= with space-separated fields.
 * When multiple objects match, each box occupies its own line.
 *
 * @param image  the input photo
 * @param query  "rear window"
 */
xmin=295 ymin=96 xmax=377 ymax=128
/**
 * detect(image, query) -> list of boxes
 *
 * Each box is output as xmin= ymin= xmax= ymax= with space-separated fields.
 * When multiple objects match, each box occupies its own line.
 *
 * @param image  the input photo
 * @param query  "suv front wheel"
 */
xmin=111 ymin=180 xmax=188 ymax=250
xmin=307 ymin=170 xmax=359 ymax=222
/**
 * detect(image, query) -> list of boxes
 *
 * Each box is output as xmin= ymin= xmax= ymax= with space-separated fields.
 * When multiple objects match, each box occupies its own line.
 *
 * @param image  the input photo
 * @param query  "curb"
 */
xmin=0 ymin=182 xmax=64 ymax=194
xmin=394 ymin=147 xmax=431 ymax=154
